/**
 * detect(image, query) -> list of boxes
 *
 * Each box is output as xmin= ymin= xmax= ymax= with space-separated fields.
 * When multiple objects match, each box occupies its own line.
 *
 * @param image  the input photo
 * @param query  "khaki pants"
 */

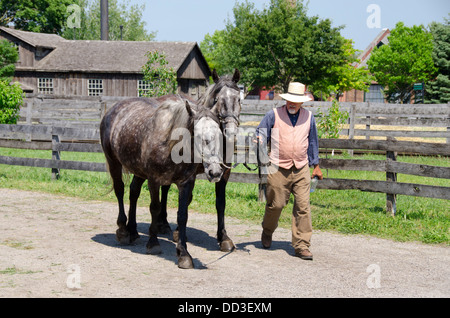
xmin=262 ymin=164 xmax=312 ymax=251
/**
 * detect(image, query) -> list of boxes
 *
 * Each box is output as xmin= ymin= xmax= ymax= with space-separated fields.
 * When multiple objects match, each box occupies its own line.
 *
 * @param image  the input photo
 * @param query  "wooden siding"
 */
xmin=15 ymin=72 xmax=208 ymax=99
xmin=2 ymin=28 xmax=211 ymax=99
xmin=0 ymin=32 xmax=35 ymax=68
xmin=178 ymin=47 xmax=210 ymax=80
xmin=14 ymin=72 xmax=144 ymax=97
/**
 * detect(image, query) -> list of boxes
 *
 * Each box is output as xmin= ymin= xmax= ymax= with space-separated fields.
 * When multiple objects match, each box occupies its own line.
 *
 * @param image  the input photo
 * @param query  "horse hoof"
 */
xmin=178 ymin=256 xmax=194 ymax=269
xmin=172 ymin=230 xmax=179 ymax=242
xmin=116 ymin=228 xmax=130 ymax=245
xmin=146 ymin=244 xmax=162 ymax=255
xmin=220 ymin=239 xmax=235 ymax=252
xmin=129 ymin=233 xmax=140 ymax=244
xmin=158 ymin=224 xmax=173 ymax=236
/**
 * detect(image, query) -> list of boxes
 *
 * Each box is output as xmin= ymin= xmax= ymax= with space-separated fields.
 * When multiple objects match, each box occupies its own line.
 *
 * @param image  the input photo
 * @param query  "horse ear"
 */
xmin=232 ymin=68 xmax=240 ymax=83
xmin=185 ymin=100 xmax=195 ymax=117
xmin=212 ymin=69 xmax=219 ymax=83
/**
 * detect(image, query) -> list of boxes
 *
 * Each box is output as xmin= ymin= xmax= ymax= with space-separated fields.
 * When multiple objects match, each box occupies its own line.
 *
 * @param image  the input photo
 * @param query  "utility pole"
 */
xmin=100 ymin=0 xmax=109 ymax=40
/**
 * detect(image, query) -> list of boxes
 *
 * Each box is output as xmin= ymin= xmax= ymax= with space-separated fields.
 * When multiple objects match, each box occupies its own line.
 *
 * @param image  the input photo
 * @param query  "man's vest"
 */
xmin=269 ymin=105 xmax=311 ymax=169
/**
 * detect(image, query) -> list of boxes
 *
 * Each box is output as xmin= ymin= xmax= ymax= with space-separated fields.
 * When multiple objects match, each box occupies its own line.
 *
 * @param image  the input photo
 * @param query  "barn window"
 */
xmin=137 ymin=80 xmax=153 ymax=97
xmin=88 ymin=79 xmax=103 ymax=96
xmin=38 ymin=78 xmax=53 ymax=94
xmin=364 ymin=84 xmax=384 ymax=103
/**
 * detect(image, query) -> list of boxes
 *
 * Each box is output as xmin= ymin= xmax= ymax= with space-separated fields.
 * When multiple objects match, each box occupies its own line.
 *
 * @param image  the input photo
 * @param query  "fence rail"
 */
xmin=21 ymin=96 xmax=450 ymax=143
xmin=6 ymin=96 xmax=450 ymax=216
xmin=240 ymin=100 xmax=450 ymax=143
xmin=0 ymin=123 xmax=449 ymax=216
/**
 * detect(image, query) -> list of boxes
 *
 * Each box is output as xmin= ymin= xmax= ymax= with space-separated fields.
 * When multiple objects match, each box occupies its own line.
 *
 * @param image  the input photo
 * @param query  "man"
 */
xmin=256 ymin=82 xmax=323 ymax=260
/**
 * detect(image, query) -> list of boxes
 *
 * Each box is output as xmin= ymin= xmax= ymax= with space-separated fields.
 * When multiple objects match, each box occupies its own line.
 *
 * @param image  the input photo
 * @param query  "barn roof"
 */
xmin=36 ymin=40 xmax=199 ymax=74
xmin=0 ymin=27 xmax=209 ymax=75
xmin=0 ymin=26 xmax=65 ymax=49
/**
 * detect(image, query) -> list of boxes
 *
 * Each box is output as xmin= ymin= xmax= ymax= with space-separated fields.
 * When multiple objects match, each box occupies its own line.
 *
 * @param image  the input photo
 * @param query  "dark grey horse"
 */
xmin=100 ymin=95 xmax=225 ymax=268
xmin=157 ymin=69 xmax=241 ymax=252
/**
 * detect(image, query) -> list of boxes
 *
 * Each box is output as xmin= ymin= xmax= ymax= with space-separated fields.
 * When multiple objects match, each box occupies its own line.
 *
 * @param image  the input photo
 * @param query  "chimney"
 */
xmin=100 ymin=0 xmax=109 ymax=40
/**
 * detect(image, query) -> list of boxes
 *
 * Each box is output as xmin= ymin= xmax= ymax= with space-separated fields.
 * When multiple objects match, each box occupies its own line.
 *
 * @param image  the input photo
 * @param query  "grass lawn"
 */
xmin=0 ymin=147 xmax=449 ymax=245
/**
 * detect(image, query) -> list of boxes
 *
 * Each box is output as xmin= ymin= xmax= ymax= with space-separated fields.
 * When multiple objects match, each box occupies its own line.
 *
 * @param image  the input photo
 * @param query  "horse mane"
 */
xmin=156 ymin=95 xmax=219 ymax=154
xmin=199 ymin=75 xmax=240 ymax=109
xmin=155 ymin=95 xmax=193 ymax=142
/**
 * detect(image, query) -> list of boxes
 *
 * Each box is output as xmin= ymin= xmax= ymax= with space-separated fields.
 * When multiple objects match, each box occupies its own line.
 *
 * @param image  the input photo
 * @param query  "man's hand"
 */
xmin=312 ymin=165 xmax=323 ymax=180
xmin=253 ymin=135 xmax=264 ymax=145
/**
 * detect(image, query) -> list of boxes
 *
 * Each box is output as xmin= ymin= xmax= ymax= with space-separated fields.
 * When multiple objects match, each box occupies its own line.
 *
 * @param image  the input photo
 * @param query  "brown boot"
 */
xmin=295 ymin=249 xmax=313 ymax=260
xmin=261 ymin=231 xmax=272 ymax=249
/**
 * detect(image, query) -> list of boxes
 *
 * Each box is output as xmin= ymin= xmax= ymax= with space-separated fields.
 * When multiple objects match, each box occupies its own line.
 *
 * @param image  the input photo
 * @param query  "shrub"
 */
xmin=0 ymin=80 xmax=24 ymax=124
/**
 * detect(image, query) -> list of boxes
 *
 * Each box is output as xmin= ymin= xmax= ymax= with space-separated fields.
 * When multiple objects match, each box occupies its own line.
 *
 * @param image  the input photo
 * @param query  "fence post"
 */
xmin=100 ymin=101 xmax=107 ymax=119
xmin=365 ymin=101 xmax=370 ymax=140
xmin=447 ymin=102 xmax=449 ymax=145
xmin=386 ymin=137 xmax=397 ymax=216
xmin=258 ymin=184 xmax=266 ymax=202
xmin=51 ymin=129 xmax=61 ymax=180
xmin=348 ymin=103 xmax=356 ymax=156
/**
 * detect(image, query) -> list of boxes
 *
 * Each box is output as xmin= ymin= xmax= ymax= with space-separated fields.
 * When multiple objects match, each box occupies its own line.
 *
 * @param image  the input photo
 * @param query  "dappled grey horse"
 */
xmin=157 ymin=69 xmax=242 ymax=252
xmin=100 ymin=95 xmax=225 ymax=268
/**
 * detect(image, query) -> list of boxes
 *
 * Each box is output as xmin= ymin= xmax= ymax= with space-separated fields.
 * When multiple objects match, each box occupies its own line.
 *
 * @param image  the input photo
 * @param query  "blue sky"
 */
xmin=129 ymin=0 xmax=449 ymax=51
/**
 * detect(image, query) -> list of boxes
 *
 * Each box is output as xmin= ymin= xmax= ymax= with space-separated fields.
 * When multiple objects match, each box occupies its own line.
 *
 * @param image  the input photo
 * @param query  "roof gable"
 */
xmin=0 ymin=26 xmax=65 ymax=49
xmin=1 ymin=27 xmax=210 ymax=77
xmin=35 ymin=40 xmax=199 ymax=74
xmin=357 ymin=28 xmax=390 ymax=69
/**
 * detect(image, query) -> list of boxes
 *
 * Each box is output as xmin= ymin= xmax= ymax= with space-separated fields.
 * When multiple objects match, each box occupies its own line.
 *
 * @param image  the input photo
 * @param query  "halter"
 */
xmin=219 ymin=114 xmax=240 ymax=128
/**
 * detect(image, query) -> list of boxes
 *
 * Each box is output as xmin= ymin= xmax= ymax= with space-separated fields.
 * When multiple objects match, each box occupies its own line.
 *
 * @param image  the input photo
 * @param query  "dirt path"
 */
xmin=0 ymin=188 xmax=448 ymax=298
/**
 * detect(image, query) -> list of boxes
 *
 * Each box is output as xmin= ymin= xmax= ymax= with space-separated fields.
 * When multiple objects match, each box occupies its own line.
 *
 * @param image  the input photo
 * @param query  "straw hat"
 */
xmin=279 ymin=82 xmax=312 ymax=103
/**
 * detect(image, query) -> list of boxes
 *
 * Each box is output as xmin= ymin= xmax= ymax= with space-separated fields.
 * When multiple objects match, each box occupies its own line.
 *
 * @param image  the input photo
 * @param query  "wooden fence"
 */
xmin=0 ymin=121 xmax=449 ymax=215
xmin=240 ymin=100 xmax=450 ymax=144
xmin=20 ymin=96 xmax=450 ymax=146
xmin=6 ymin=96 xmax=450 ymax=214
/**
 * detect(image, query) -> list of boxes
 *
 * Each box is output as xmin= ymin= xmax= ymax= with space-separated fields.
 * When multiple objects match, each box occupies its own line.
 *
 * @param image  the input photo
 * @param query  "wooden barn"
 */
xmin=0 ymin=26 xmax=211 ymax=99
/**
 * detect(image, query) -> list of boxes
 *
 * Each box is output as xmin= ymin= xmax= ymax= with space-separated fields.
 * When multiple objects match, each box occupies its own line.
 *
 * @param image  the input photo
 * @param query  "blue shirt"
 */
xmin=256 ymin=106 xmax=320 ymax=166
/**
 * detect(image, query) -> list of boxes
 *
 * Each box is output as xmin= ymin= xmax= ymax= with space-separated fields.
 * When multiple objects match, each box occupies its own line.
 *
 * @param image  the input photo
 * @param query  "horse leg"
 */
xmin=176 ymin=179 xmax=195 ymax=269
xmin=106 ymin=160 xmax=129 ymax=244
xmin=146 ymin=181 xmax=162 ymax=255
xmin=215 ymin=172 xmax=235 ymax=252
xmin=172 ymin=185 xmax=192 ymax=243
xmin=126 ymin=175 xmax=145 ymax=244
xmin=156 ymin=185 xmax=172 ymax=235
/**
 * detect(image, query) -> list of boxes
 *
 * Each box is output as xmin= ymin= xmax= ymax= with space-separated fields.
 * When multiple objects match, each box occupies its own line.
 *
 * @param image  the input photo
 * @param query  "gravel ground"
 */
xmin=0 ymin=188 xmax=448 ymax=298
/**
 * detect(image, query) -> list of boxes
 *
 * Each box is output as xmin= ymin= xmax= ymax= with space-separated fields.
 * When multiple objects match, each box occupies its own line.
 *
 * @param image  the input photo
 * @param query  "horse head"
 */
xmin=185 ymin=100 xmax=225 ymax=183
xmin=203 ymin=69 xmax=241 ymax=139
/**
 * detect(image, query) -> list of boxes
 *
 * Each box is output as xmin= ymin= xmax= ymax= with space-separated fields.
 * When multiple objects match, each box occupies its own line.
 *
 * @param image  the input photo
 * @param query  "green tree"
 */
xmin=141 ymin=51 xmax=177 ymax=97
xmin=426 ymin=17 xmax=450 ymax=104
xmin=0 ymin=38 xmax=22 ymax=124
xmin=316 ymin=99 xmax=349 ymax=139
xmin=200 ymin=30 xmax=235 ymax=78
xmin=311 ymin=39 xmax=373 ymax=99
xmin=0 ymin=39 xmax=18 ymax=82
xmin=230 ymin=0 xmax=348 ymax=92
xmin=62 ymin=0 xmax=156 ymax=41
xmin=367 ymin=22 xmax=437 ymax=104
xmin=202 ymin=0 xmax=366 ymax=97
xmin=0 ymin=0 xmax=73 ymax=34
xmin=0 ymin=80 xmax=23 ymax=124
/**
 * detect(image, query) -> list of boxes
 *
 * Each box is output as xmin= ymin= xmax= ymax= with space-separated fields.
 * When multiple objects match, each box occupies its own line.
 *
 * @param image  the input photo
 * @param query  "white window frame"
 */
xmin=38 ymin=78 xmax=54 ymax=94
xmin=137 ymin=80 xmax=153 ymax=97
xmin=365 ymin=84 xmax=384 ymax=103
xmin=88 ymin=79 xmax=103 ymax=96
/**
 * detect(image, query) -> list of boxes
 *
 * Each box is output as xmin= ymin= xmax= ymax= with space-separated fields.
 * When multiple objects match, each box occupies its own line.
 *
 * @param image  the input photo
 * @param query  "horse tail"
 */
xmin=102 ymin=156 xmax=133 ymax=196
